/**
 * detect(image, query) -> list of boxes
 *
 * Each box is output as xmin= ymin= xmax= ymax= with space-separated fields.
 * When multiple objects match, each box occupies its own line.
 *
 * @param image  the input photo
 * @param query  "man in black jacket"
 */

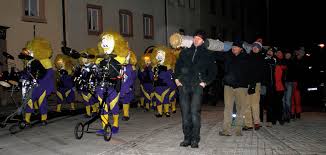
xmin=175 ymin=30 xmax=217 ymax=148
xmin=244 ymin=41 xmax=265 ymax=130
xmin=215 ymin=41 xmax=251 ymax=136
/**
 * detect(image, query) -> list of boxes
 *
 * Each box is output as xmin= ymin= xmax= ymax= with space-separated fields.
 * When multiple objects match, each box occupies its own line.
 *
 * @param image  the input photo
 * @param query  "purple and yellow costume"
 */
xmin=75 ymin=48 xmax=100 ymax=117
xmin=138 ymin=65 xmax=154 ymax=111
xmin=119 ymin=64 xmax=137 ymax=120
xmin=151 ymin=46 xmax=175 ymax=117
xmin=54 ymin=54 xmax=75 ymax=112
xmin=95 ymin=32 xmax=130 ymax=134
xmin=24 ymin=38 xmax=55 ymax=125
xmin=95 ymin=57 xmax=121 ymax=134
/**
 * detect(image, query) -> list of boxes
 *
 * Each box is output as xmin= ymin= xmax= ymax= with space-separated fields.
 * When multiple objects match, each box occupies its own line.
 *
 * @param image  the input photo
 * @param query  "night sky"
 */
xmin=270 ymin=1 xmax=326 ymax=47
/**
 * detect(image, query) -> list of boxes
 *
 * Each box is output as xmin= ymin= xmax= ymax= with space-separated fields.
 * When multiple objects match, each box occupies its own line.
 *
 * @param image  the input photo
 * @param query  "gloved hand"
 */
xmin=248 ymin=85 xmax=256 ymax=95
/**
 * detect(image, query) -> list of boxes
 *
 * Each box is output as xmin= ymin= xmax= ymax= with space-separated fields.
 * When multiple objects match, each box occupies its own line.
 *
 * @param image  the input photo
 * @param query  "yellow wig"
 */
xmin=129 ymin=49 xmax=137 ymax=66
xmin=25 ymin=37 xmax=53 ymax=69
xmin=54 ymin=54 xmax=73 ymax=75
xmin=25 ymin=38 xmax=52 ymax=60
xmin=150 ymin=46 xmax=175 ymax=70
xmin=138 ymin=53 xmax=151 ymax=70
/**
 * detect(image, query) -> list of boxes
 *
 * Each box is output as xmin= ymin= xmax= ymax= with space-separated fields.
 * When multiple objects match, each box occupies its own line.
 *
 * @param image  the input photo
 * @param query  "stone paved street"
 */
xmin=0 ymin=105 xmax=326 ymax=155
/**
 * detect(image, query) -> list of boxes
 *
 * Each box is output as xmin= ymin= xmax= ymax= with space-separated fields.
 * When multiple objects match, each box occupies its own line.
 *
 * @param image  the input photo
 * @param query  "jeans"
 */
xmin=178 ymin=85 xmax=203 ymax=143
xmin=283 ymin=82 xmax=294 ymax=120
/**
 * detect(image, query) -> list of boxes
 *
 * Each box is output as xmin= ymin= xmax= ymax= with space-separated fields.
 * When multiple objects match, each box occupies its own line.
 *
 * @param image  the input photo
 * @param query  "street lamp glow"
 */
xmin=318 ymin=43 xmax=325 ymax=48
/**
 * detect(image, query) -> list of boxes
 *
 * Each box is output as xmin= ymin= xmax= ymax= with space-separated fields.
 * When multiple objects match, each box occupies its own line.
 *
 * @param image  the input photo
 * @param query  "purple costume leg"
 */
xmin=96 ymin=87 xmax=120 ymax=134
xmin=154 ymin=86 xmax=170 ymax=116
xmin=65 ymin=88 xmax=75 ymax=103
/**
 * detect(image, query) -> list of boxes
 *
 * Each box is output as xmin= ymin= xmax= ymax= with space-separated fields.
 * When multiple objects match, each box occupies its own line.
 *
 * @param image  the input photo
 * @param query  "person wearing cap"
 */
xmin=175 ymin=30 xmax=217 ymax=148
xmin=282 ymin=50 xmax=295 ymax=122
xmin=290 ymin=47 xmax=305 ymax=119
xmin=261 ymin=47 xmax=277 ymax=127
xmin=213 ymin=40 xmax=251 ymax=136
xmin=243 ymin=41 xmax=265 ymax=130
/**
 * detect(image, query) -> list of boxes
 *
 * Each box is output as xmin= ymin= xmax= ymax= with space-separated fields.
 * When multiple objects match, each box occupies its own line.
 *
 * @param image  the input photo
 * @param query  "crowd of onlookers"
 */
xmin=209 ymin=40 xmax=306 ymax=136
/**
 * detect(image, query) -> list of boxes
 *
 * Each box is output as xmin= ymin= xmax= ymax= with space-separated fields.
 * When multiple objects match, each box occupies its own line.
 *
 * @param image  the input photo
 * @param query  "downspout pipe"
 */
xmin=62 ymin=0 xmax=67 ymax=48
xmin=165 ymin=0 xmax=168 ymax=45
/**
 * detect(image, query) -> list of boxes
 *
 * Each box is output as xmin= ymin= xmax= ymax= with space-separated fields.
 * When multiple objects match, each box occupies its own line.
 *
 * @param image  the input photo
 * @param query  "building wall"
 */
xmin=166 ymin=0 xmax=201 ymax=37
xmin=0 ymin=0 xmax=167 ymax=70
xmin=0 ymin=0 xmax=63 ymax=69
xmin=65 ymin=0 xmax=166 ymax=57
xmin=0 ymin=0 xmax=267 ymax=68
xmin=200 ymin=0 xmax=242 ymax=41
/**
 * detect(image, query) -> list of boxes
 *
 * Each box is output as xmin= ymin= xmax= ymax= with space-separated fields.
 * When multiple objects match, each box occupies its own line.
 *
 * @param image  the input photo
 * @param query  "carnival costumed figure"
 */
xmin=74 ymin=48 xmax=99 ymax=117
xmin=151 ymin=46 xmax=175 ymax=117
xmin=116 ymin=49 xmax=137 ymax=121
xmin=24 ymin=38 xmax=55 ymax=126
xmin=95 ymin=32 xmax=124 ymax=134
xmin=138 ymin=52 xmax=155 ymax=111
xmin=54 ymin=54 xmax=76 ymax=112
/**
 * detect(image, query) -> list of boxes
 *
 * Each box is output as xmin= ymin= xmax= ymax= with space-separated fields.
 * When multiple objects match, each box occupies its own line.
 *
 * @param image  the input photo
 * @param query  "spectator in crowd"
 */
xmin=283 ymin=50 xmax=295 ymax=122
xmin=244 ymin=41 xmax=265 ymax=130
xmin=215 ymin=40 xmax=251 ymax=136
xmin=272 ymin=50 xmax=287 ymax=125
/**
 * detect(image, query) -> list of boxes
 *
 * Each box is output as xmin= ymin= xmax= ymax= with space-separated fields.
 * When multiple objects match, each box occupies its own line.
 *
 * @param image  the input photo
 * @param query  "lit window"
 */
xmin=87 ymin=4 xmax=103 ymax=35
xmin=143 ymin=14 xmax=154 ymax=39
xmin=119 ymin=10 xmax=133 ymax=37
xmin=22 ymin=0 xmax=46 ymax=23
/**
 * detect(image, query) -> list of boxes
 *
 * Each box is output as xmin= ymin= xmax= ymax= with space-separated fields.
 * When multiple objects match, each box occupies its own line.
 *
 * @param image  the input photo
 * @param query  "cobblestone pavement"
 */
xmin=0 ymin=104 xmax=325 ymax=155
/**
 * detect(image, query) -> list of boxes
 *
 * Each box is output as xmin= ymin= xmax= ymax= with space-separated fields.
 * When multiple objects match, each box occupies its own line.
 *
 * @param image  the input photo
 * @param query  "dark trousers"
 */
xmin=271 ymin=91 xmax=284 ymax=124
xmin=178 ymin=85 xmax=203 ymax=143
xmin=264 ymin=86 xmax=274 ymax=123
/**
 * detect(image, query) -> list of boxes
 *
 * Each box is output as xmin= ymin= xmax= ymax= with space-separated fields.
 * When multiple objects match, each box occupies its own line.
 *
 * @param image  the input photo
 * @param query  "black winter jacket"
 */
xmin=175 ymin=44 xmax=217 ymax=86
xmin=214 ymin=51 xmax=251 ymax=88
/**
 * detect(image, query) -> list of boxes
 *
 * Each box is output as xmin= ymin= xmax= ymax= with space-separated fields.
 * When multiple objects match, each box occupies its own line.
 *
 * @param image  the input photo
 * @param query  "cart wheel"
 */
xmin=9 ymin=124 xmax=21 ymax=134
xmin=103 ymin=124 xmax=112 ymax=141
xmin=74 ymin=122 xmax=84 ymax=139
xmin=18 ymin=122 xmax=26 ymax=129
xmin=0 ymin=123 xmax=6 ymax=128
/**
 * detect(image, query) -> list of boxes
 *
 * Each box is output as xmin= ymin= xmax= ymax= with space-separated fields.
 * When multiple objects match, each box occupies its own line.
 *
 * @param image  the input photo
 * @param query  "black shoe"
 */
xmin=172 ymin=110 xmax=176 ymax=114
xmin=155 ymin=114 xmax=162 ymax=118
xmin=296 ymin=113 xmax=301 ymax=119
xmin=272 ymin=121 xmax=277 ymax=125
xmin=24 ymin=122 xmax=32 ymax=128
xmin=191 ymin=141 xmax=199 ymax=148
xmin=279 ymin=120 xmax=285 ymax=125
xmin=92 ymin=112 xmax=98 ymax=117
xmin=41 ymin=121 xmax=48 ymax=126
xmin=219 ymin=131 xmax=231 ymax=136
xmin=84 ymin=114 xmax=92 ymax=118
xmin=242 ymin=126 xmax=253 ymax=131
xmin=165 ymin=112 xmax=171 ymax=117
xmin=179 ymin=141 xmax=191 ymax=147
xmin=291 ymin=114 xmax=295 ymax=119
xmin=122 ymin=116 xmax=130 ymax=121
